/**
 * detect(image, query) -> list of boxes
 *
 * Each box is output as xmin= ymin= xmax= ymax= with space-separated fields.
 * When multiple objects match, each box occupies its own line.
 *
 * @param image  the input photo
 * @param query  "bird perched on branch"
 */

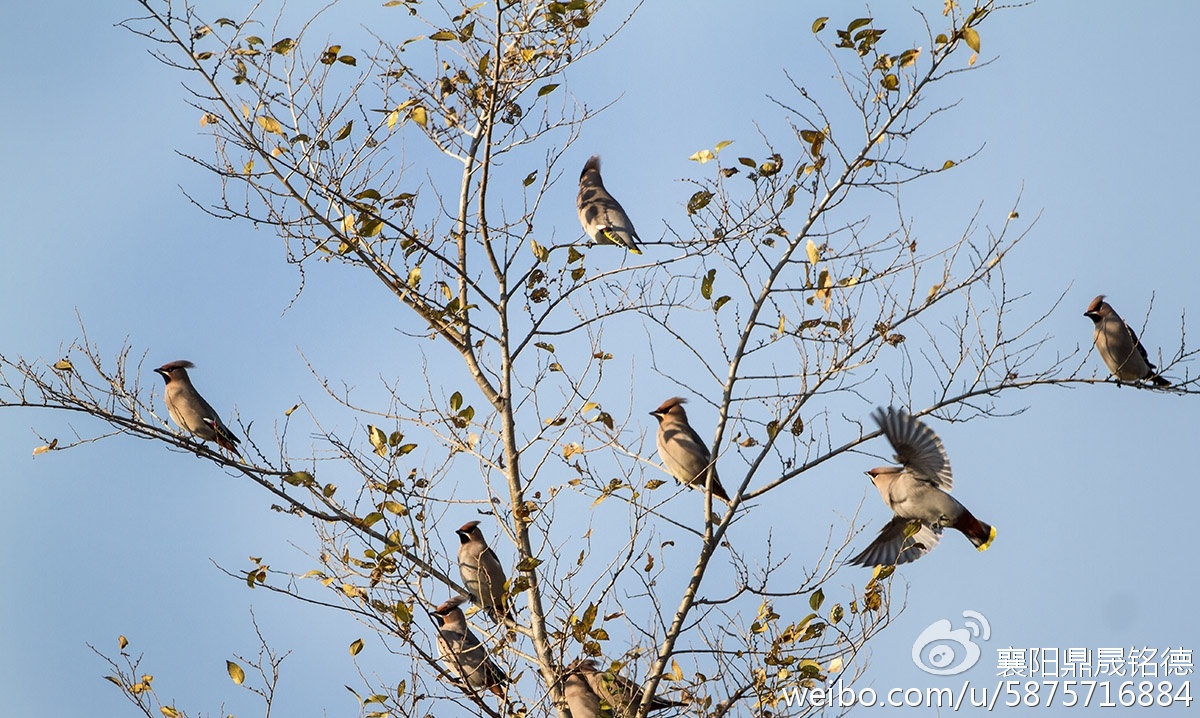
xmin=849 ymin=406 xmax=995 ymax=566
xmin=1084 ymin=295 xmax=1171 ymax=387
xmin=577 ymin=155 xmax=643 ymax=255
xmin=563 ymin=658 xmax=687 ymax=717
xmin=154 ymin=360 xmax=240 ymax=453
xmin=431 ymin=596 xmax=507 ymax=698
xmin=456 ymin=520 xmax=511 ymax=622
xmin=649 ymin=397 xmax=731 ymax=503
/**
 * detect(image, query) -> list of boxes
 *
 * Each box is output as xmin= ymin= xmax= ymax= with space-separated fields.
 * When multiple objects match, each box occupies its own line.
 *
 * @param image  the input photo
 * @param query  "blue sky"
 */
xmin=2 ymin=1 xmax=1197 ymax=716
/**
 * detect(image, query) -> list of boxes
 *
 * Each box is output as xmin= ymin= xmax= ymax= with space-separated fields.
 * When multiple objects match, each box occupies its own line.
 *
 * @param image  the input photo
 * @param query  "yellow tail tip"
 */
xmin=629 ymin=247 xmax=643 ymax=255
xmin=977 ymin=526 xmax=997 ymax=552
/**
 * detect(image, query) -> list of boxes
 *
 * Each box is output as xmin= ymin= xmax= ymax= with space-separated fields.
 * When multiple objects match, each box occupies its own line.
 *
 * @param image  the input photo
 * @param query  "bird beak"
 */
xmin=863 ymin=470 xmax=873 ymax=479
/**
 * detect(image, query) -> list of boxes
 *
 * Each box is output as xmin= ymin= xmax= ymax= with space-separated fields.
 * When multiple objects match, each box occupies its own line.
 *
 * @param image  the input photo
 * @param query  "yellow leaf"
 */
xmin=243 ymin=159 xmax=254 ymax=174
xmin=714 ymin=140 xmax=734 ymax=153
xmin=256 ymin=116 xmax=284 ymax=135
xmin=530 ymin=239 xmax=549 ymax=262
xmin=407 ymin=265 xmax=421 ymax=287
xmin=688 ymin=149 xmax=715 ymax=163
xmin=777 ymin=314 xmax=786 ymax=334
xmin=284 ymin=403 xmax=300 ymax=416
xmin=941 ymin=159 xmax=956 ymax=170
xmin=118 ymin=635 xmax=129 ymax=649
xmin=227 ymin=660 xmax=245 ymax=685
xmin=805 ymin=239 xmax=820 ymax=265
xmin=386 ymin=110 xmax=399 ymax=130
xmin=581 ymin=402 xmax=599 ymax=413
xmin=350 ymin=638 xmax=364 ymax=656
xmin=811 ymin=16 xmax=828 ymax=33
xmin=828 ymin=655 xmax=844 ymax=673
xmin=410 ymin=106 xmax=428 ymax=127
xmin=927 ymin=282 xmax=943 ymax=303
xmin=161 ymin=708 xmax=181 ymax=718
xmin=962 ymin=26 xmax=980 ymax=53
xmin=968 ymin=52 xmax=978 ymax=67
xmin=368 ymin=425 xmax=388 ymax=458
xmin=32 ymin=439 xmax=58 ymax=456
xmin=670 ymin=658 xmax=684 ymax=681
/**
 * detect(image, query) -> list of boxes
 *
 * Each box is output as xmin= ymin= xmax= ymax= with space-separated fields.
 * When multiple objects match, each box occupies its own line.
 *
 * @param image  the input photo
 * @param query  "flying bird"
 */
xmin=649 ymin=397 xmax=731 ymax=503
xmin=154 ymin=360 xmax=240 ymax=453
xmin=849 ymin=406 xmax=995 ymax=566
xmin=1084 ymin=295 xmax=1171 ymax=387
xmin=431 ymin=596 xmax=508 ymax=698
xmin=456 ymin=520 xmax=511 ymax=622
xmin=566 ymin=658 xmax=687 ymax=717
xmin=577 ymin=155 xmax=643 ymax=254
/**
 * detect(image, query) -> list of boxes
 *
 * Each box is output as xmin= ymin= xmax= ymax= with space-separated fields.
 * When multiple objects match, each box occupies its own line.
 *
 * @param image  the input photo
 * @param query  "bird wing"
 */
xmin=577 ymin=185 xmax=641 ymax=250
xmin=873 ymin=406 xmax=952 ymax=490
xmin=847 ymin=516 xmax=942 ymax=566
xmin=1124 ymin=322 xmax=1157 ymax=370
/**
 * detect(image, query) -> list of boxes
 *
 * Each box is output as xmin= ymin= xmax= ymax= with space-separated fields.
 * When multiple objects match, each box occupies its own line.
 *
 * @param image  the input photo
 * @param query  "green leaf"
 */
xmin=687 ymin=190 xmax=713 ymax=215
xmin=809 ymin=588 xmax=825 ymax=611
xmin=700 ymin=268 xmax=716 ymax=300
xmin=881 ymin=74 xmax=899 ymax=91
xmin=713 ymin=295 xmax=731 ymax=312
xmin=227 ymin=660 xmax=245 ymax=685
xmin=429 ymin=30 xmax=457 ymax=41
xmin=962 ymin=27 xmax=981 ymax=53
xmin=333 ymin=121 xmax=353 ymax=141
xmin=515 ymin=556 xmax=543 ymax=571
xmin=283 ymin=471 xmax=315 ymax=487
xmin=811 ymin=16 xmax=828 ymax=33
xmin=450 ymin=391 xmax=463 ymax=412
xmin=847 ymin=17 xmax=872 ymax=32
xmin=537 ymin=83 xmax=559 ymax=97
xmin=271 ymin=38 xmax=295 ymax=55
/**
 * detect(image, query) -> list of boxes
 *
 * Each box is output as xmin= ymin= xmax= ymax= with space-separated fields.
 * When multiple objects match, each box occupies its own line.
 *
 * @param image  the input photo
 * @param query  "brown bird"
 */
xmin=577 ymin=155 xmax=642 ymax=254
xmin=566 ymin=658 xmax=687 ymax=717
xmin=849 ymin=406 xmax=995 ymax=566
xmin=649 ymin=397 xmax=731 ymax=502
xmin=154 ymin=360 xmax=240 ymax=453
xmin=431 ymin=596 xmax=507 ymax=698
xmin=1084 ymin=295 xmax=1171 ymax=386
xmin=456 ymin=520 xmax=511 ymax=622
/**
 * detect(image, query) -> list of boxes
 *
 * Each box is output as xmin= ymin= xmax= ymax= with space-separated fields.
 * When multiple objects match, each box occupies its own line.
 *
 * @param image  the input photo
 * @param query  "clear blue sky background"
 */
xmin=2 ymin=1 xmax=1197 ymax=716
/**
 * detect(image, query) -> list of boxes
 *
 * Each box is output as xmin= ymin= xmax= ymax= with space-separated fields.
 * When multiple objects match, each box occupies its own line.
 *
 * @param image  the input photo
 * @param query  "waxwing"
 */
xmin=154 ymin=360 xmax=240 ymax=452
xmin=849 ymin=406 xmax=995 ymax=566
xmin=568 ymin=658 xmax=687 ymax=717
xmin=649 ymin=397 xmax=731 ymax=503
xmin=431 ymin=596 xmax=507 ymax=698
xmin=1084 ymin=295 xmax=1171 ymax=386
xmin=456 ymin=520 xmax=511 ymax=622
xmin=577 ymin=156 xmax=642 ymax=254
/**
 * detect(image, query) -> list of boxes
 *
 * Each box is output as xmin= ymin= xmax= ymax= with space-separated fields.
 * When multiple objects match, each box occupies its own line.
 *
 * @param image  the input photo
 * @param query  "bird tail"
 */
xmin=1150 ymin=373 xmax=1172 ymax=387
xmin=206 ymin=419 xmax=241 ymax=453
xmin=956 ymin=510 xmax=996 ymax=552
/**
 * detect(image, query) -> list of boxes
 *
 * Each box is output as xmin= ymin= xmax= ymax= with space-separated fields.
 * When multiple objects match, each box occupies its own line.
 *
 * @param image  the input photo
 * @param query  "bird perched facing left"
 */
xmin=649 ymin=397 xmax=731 ymax=503
xmin=1084 ymin=295 xmax=1171 ymax=387
xmin=849 ymin=406 xmax=995 ymax=567
xmin=431 ymin=596 xmax=508 ymax=698
xmin=456 ymin=520 xmax=511 ymax=622
xmin=576 ymin=155 xmax=642 ymax=255
xmin=154 ymin=360 xmax=240 ymax=453
xmin=565 ymin=658 xmax=687 ymax=717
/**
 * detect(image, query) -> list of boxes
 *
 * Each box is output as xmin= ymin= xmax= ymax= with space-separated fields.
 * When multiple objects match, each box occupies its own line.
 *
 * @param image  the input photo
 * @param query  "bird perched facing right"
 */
xmin=1084 ymin=295 xmax=1171 ymax=387
xmin=456 ymin=520 xmax=511 ymax=622
xmin=849 ymin=406 xmax=995 ymax=567
xmin=431 ymin=596 xmax=508 ymax=698
xmin=576 ymin=155 xmax=642 ymax=254
xmin=154 ymin=360 xmax=240 ymax=453
xmin=649 ymin=397 xmax=731 ymax=503
xmin=564 ymin=658 xmax=687 ymax=717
